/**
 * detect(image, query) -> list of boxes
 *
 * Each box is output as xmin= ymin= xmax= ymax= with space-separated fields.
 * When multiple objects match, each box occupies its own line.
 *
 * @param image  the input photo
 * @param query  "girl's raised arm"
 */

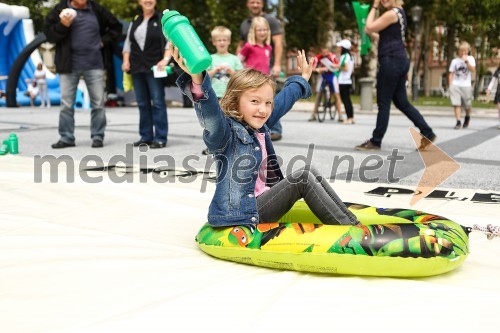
xmin=171 ymin=42 xmax=203 ymax=84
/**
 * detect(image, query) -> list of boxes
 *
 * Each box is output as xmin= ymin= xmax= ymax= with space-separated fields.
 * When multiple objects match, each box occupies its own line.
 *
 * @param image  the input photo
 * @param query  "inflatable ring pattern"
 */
xmin=196 ymin=202 xmax=471 ymax=277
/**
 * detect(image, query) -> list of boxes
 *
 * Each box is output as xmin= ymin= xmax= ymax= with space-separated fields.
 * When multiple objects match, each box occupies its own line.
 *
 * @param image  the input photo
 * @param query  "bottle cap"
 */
xmin=161 ymin=10 xmax=181 ymax=26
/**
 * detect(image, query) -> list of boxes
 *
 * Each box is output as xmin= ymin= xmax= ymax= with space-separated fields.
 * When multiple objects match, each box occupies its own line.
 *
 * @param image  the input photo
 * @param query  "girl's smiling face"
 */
xmin=238 ymin=84 xmax=274 ymax=129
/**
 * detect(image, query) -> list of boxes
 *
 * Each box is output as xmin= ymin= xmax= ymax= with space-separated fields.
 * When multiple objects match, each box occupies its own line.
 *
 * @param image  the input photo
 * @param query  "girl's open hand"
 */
xmin=296 ymin=49 xmax=315 ymax=81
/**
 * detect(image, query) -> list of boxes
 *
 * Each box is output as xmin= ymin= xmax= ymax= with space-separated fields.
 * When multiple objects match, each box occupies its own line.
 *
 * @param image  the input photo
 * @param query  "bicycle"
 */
xmin=316 ymin=79 xmax=338 ymax=123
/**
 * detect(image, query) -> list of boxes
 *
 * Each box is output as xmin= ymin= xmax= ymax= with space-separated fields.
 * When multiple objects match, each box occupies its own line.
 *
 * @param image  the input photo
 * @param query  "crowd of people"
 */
xmin=5 ymin=0 xmax=496 ymax=154
xmin=2 ymin=0 xmax=498 ymax=230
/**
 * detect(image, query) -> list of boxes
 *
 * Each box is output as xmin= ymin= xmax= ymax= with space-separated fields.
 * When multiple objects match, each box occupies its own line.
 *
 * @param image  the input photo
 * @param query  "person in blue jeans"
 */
xmin=122 ymin=0 xmax=170 ymax=149
xmin=355 ymin=0 xmax=436 ymax=151
xmin=174 ymin=46 xmax=359 ymax=227
xmin=44 ymin=0 xmax=122 ymax=149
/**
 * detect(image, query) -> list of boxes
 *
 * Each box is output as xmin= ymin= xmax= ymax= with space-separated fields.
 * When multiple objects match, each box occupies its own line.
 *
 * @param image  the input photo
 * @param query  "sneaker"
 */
xmin=463 ymin=115 xmax=470 ymax=128
xmin=201 ymin=148 xmax=209 ymax=155
xmin=51 ymin=140 xmax=75 ymax=149
xmin=417 ymin=134 xmax=437 ymax=151
xmin=454 ymin=120 xmax=462 ymax=129
xmin=355 ymin=140 xmax=381 ymax=151
xmin=133 ymin=140 xmax=152 ymax=147
xmin=270 ymin=133 xmax=282 ymax=141
xmin=150 ymin=141 xmax=166 ymax=149
xmin=91 ymin=140 xmax=103 ymax=148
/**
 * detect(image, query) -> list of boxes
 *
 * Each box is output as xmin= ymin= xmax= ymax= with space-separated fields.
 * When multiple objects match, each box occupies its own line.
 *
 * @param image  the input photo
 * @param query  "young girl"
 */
xmin=238 ymin=16 xmax=272 ymax=74
xmin=173 ymin=45 xmax=360 ymax=228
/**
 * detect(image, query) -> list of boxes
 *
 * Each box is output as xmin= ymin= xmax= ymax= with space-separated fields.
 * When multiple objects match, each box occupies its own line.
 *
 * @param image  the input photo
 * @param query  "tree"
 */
xmin=284 ymin=0 xmax=333 ymax=51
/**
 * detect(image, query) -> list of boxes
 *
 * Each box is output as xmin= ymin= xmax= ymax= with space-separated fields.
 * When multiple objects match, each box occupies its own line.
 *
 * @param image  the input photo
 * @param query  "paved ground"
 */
xmin=1 ymin=101 xmax=499 ymax=191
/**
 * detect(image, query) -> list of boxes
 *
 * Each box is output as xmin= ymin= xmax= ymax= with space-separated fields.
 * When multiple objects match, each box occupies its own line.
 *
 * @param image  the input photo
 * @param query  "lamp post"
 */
xmin=411 ymin=5 xmax=422 ymax=102
xmin=474 ymin=36 xmax=482 ymax=100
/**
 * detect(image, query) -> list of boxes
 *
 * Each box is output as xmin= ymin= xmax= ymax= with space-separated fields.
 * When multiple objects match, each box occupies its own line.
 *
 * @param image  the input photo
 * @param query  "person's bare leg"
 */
xmin=309 ymin=94 xmax=320 ymax=121
xmin=335 ymin=92 xmax=344 ymax=121
xmin=454 ymin=106 xmax=462 ymax=129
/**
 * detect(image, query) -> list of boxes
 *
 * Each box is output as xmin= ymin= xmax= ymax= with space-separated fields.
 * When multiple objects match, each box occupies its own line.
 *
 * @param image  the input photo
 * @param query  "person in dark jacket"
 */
xmin=122 ymin=0 xmax=170 ymax=149
xmin=44 ymin=0 xmax=122 ymax=149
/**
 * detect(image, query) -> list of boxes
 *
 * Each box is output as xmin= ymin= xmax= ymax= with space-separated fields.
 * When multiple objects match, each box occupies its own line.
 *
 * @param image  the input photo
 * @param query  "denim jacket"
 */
xmin=176 ymin=72 xmax=312 ymax=227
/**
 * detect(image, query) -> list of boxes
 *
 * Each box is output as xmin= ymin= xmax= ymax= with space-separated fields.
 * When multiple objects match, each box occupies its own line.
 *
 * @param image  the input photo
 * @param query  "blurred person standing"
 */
xmin=238 ymin=0 xmax=284 ymax=141
xmin=448 ymin=42 xmax=476 ymax=129
xmin=239 ymin=17 xmax=273 ymax=74
xmin=486 ymin=65 xmax=500 ymax=129
xmin=355 ymin=0 xmax=436 ymax=151
xmin=336 ymin=39 xmax=355 ymax=124
xmin=34 ymin=62 xmax=50 ymax=108
xmin=201 ymin=25 xmax=243 ymax=155
xmin=122 ymin=0 xmax=171 ymax=149
xmin=44 ymin=0 xmax=122 ymax=149
xmin=207 ymin=26 xmax=243 ymax=100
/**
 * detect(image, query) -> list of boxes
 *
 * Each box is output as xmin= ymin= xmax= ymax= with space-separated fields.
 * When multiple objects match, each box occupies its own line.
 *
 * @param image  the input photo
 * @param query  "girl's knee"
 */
xmin=293 ymin=166 xmax=322 ymax=183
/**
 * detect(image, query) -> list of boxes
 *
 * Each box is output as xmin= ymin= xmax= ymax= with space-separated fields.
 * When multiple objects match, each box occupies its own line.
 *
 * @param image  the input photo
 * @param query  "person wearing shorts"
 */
xmin=448 ymin=41 xmax=476 ymax=129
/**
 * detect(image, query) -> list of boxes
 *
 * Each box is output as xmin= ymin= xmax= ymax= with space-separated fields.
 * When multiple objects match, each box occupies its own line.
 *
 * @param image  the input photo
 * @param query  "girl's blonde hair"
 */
xmin=247 ymin=16 xmax=271 ymax=45
xmin=395 ymin=0 xmax=404 ymax=5
xmin=219 ymin=68 xmax=276 ymax=121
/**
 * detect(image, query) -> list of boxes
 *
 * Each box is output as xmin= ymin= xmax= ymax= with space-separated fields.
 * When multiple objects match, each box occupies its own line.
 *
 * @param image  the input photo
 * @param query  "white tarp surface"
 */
xmin=1 ymin=156 xmax=499 ymax=333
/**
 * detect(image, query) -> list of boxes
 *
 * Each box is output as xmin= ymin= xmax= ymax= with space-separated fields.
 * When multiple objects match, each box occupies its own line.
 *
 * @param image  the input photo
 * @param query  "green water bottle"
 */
xmin=161 ymin=10 xmax=212 ymax=74
xmin=0 ymin=140 xmax=9 ymax=155
xmin=8 ymin=133 xmax=18 ymax=154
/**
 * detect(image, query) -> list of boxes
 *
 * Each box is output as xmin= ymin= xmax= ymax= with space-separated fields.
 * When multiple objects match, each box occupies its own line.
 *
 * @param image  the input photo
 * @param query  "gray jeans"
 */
xmin=59 ymin=69 xmax=106 ymax=144
xmin=256 ymin=166 xmax=359 ymax=225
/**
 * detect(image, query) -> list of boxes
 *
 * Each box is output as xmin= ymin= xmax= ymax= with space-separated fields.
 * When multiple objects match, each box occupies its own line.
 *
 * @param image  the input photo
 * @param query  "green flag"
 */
xmin=352 ymin=1 xmax=372 ymax=56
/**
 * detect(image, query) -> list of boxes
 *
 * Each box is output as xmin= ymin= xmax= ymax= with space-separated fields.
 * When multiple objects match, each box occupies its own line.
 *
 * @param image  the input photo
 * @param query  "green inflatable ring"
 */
xmin=196 ymin=201 xmax=471 ymax=277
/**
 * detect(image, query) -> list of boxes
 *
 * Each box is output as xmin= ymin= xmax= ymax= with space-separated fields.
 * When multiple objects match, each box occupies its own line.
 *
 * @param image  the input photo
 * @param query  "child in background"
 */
xmin=202 ymin=26 xmax=244 ymax=155
xmin=24 ymin=79 xmax=39 ymax=107
xmin=174 ymin=45 xmax=359 ymax=228
xmin=309 ymin=47 xmax=344 ymax=122
xmin=238 ymin=16 xmax=272 ymax=74
xmin=448 ymin=41 xmax=476 ymax=129
xmin=34 ymin=62 xmax=50 ymax=108
xmin=207 ymin=26 xmax=243 ymax=99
